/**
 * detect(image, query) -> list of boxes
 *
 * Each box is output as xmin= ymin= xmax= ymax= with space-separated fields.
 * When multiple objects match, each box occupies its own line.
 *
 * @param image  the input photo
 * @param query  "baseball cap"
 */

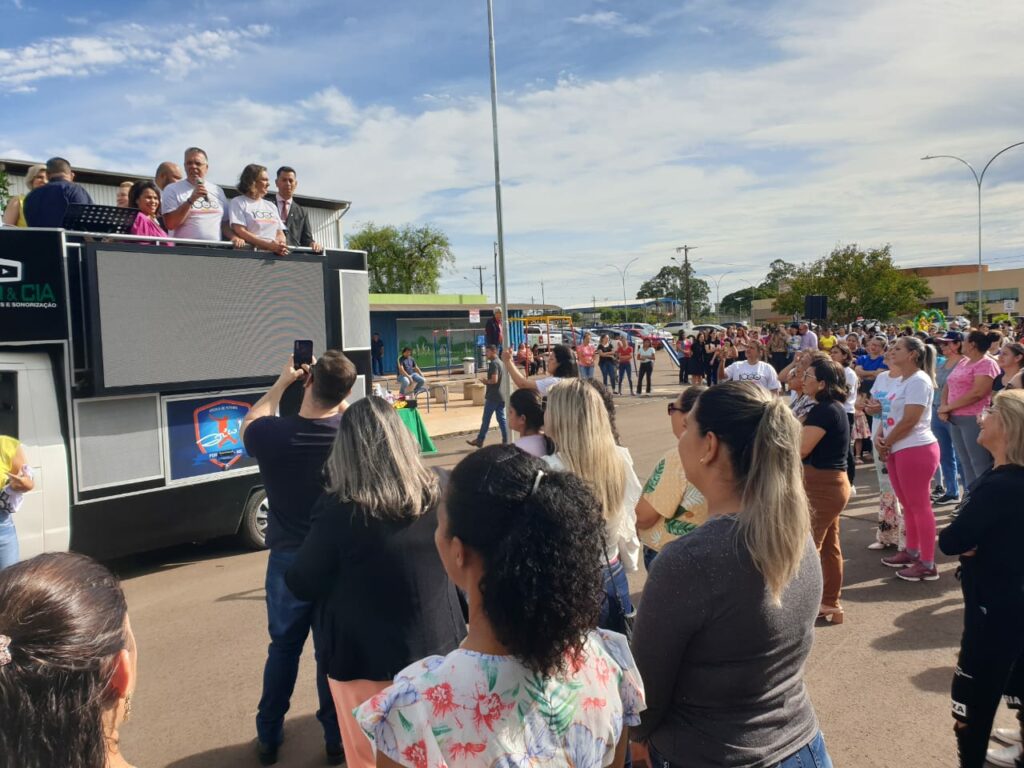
xmin=942 ymin=331 xmax=964 ymax=342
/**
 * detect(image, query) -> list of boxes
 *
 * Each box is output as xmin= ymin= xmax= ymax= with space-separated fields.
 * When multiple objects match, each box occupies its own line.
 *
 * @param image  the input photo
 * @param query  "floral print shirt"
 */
xmin=354 ymin=629 xmax=645 ymax=768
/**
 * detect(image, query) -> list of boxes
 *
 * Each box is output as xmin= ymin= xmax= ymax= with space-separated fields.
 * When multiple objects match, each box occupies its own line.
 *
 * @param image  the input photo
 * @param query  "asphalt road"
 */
xmin=115 ymin=366 xmax=1013 ymax=767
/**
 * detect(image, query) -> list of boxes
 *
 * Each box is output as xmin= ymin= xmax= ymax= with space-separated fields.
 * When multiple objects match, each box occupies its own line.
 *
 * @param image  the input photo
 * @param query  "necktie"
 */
xmin=281 ymin=200 xmax=290 ymax=222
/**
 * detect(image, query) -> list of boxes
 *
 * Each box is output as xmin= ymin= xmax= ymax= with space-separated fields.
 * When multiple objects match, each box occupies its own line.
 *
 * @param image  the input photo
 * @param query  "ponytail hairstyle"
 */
xmin=550 ymin=344 xmax=579 ymax=378
xmin=967 ymin=329 xmax=1000 ymax=354
xmin=544 ymin=379 xmax=625 ymax=522
xmin=0 ymin=553 xmax=130 ymax=768
xmin=509 ymin=389 xmax=555 ymax=455
xmin=692 ymin=381 xmax=810 ymax=605
xmin=444 ymin=445 xmax=605 ymax=675
xmin=898 ymin=335 xmax=937 ymax=386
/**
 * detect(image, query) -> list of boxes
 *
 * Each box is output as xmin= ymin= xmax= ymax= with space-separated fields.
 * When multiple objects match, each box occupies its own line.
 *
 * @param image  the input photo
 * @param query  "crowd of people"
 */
xmin=1 ymin=310 xmax=1022 ymax=768
xmin=1 ymin=151 xmax=324 ymax=254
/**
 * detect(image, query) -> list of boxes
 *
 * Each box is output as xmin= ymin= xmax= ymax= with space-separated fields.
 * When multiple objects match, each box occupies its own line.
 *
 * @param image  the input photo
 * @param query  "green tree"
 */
xmin=759 ymin=259 xmax=799 ymax=292
xmin=0 ymin=164 xmax=10 ymax=212
xmin=347 ymin=222 xmax=455 ymax=294
xmin=636 ymin=265 xmax=711 ymax=317
xmin=720 ymin=286 xmax=772 ymax=315
xmin=773 ymin=244 xmax=931 ymax=323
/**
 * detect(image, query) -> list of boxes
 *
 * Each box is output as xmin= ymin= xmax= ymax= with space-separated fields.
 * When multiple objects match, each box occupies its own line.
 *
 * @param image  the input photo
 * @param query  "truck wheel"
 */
xmin=238 ymin=489 xmax=269 ymax=550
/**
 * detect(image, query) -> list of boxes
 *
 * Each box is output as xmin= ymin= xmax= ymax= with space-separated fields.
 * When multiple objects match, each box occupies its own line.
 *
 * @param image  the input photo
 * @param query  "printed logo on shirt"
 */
xmin=191 ymin=198 xmax=221 ymax=211
xmin=252 ymin=210 xmax=277 ymax=221
xmin=735 ymin=372 xmax=763 ymax=381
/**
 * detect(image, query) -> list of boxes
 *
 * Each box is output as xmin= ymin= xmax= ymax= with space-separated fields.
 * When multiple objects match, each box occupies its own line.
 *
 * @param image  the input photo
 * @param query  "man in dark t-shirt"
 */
xmin=370 ymin=332 xmax=385 ymax=377
xmin=23 ymin=156 xmax=93 ymax=228
xmin=241 ymin=349 xmax=357 ymax=766
xmin=466 ymin=344 xmax=507 ymax=447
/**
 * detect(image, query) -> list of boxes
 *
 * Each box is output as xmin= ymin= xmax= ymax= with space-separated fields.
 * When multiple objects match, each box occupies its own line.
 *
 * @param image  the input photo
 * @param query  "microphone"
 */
xmin=195 ymin=177 xmax=208 ymax=201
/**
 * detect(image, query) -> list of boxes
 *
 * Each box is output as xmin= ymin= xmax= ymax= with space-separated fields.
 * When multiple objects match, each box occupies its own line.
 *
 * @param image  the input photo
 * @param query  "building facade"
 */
xmin=904 ymin=264 xmax=1022 ymax=318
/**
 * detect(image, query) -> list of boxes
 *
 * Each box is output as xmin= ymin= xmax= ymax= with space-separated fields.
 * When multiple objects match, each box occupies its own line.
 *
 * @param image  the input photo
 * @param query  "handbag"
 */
xmin=602 ymin=548 xmax=635 ymax=644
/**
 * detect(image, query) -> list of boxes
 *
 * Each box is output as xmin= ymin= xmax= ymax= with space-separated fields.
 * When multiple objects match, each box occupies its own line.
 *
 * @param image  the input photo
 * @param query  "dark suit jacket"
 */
xmin=268 ymin=195 xmax=315 ymax=247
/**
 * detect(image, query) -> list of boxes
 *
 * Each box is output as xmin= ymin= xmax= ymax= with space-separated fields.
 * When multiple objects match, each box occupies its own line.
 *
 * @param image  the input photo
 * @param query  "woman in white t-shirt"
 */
xmin=719 ymin=340 xmax=780 ymax=392
xmin=229 ymin=164 xmax=288 ymax=256
xmin=875 ymin=336 xmax=940 ymax=582
xmin=501 ymin=344 xmax=579 ymax=396
xmin=830 ymin=344 xmax=859 ymax=487
xmin=541 ymin=380 xmax=642 ymax=634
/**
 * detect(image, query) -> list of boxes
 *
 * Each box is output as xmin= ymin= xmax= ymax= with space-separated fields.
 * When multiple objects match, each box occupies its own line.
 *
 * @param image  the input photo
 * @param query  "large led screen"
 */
xmin=92 ymin=248 xmax=327 ymax=390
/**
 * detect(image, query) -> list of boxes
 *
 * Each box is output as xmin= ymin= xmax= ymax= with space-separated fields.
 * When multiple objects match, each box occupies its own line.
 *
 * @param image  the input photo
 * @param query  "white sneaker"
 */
xmin=867 ymin=541 xmax=887 ymax=550
xmin=993 ymin=727 xmax=1023 ymax=746
xmin=849 ymin=486 xmax=858 ymax=498
xmin=986 ymin=742 xmax=1022 ymax=767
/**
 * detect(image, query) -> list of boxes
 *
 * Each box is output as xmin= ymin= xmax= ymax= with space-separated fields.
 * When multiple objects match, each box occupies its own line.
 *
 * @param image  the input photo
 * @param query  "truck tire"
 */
xmin=238 ymin=489 xmax=269 ymax=550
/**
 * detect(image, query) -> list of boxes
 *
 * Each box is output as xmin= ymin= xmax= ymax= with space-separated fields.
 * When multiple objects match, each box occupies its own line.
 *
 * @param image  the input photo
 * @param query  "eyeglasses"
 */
xmin=667 ymin=403 xmax=685 ymax=416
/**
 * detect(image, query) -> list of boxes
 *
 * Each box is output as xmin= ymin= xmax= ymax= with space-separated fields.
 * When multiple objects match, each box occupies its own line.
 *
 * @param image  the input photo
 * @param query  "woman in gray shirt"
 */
xmin=632 ymin=380 xmax=832 ymax=768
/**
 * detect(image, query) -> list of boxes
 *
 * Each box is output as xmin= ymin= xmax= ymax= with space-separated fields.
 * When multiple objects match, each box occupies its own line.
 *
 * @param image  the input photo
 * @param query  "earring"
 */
xmin=123 ymin=693 xmax=133 ymax=723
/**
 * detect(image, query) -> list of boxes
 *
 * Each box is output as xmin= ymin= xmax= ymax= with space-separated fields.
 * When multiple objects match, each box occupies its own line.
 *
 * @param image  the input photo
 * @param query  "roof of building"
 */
xmin=561 ymin=297 xmax=679 ymax=311
xmin=0 ymin=158 xmax=350 ymax=212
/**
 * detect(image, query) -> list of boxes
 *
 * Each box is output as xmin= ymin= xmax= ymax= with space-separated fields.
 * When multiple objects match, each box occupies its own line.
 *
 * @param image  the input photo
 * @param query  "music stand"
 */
xmin=63 ymin=204 xmax=140 ymax=235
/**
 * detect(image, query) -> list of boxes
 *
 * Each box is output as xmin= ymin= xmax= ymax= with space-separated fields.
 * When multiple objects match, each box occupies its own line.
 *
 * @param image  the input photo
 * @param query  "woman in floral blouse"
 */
xmin=355 ymin=445 xmax=645 ymax=768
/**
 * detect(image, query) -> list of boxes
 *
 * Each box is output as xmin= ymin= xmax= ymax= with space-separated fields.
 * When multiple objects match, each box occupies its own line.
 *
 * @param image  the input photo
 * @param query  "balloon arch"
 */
xmin=913 ymin=308 xmax=948 ymax=332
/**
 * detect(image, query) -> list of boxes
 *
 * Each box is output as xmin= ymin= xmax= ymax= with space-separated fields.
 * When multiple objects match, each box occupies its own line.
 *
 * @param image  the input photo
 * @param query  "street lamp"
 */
xmin=608 ymin=257 xmax=640 ymax=322
xmin=709 ymin=271 xmax=732 ymax=320
xmin=921 ymin=141 xmax=1024 ymax=324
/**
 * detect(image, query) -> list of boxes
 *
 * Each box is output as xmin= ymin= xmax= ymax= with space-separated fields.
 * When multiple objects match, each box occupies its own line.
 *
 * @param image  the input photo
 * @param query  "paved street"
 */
xmin=116 ymin=366 xmax=1012 ymax=767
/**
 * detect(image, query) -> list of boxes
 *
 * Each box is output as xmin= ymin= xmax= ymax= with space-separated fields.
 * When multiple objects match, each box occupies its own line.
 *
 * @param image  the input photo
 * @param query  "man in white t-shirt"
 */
xmin=160 ymin=147 xmax=244 ymax=246
xmin=719 ymin=340 xmax=781 ymax=392
xmin=799 ymin=322 xmax=819 ymax=352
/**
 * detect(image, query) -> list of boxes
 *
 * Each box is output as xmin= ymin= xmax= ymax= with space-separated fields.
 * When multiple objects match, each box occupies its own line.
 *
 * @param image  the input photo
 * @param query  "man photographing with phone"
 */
xmin=241 ymin=347 xmax=357 ymax=766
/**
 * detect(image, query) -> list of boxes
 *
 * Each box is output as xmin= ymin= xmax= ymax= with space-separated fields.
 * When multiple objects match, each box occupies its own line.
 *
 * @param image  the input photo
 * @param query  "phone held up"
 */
xmin=293 ymin=340 xmax=313 ymax=370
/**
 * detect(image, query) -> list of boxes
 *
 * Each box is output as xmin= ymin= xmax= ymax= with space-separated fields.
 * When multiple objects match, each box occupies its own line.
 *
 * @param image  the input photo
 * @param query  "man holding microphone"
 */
xmin=160 ymin=147 xmax=244 ymax=246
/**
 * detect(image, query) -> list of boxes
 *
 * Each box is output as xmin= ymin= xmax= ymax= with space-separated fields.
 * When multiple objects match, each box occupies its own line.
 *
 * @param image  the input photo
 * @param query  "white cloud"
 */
xmin=0 ymin=23 xmax=269 ymax=91
xmin=566 ymin=11 xmax=652 ymax=37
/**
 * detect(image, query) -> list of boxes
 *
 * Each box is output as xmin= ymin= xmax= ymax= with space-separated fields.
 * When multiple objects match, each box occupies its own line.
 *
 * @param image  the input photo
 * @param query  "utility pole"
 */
xmin=674 ymin=245 xmax=698 ymax=321
xmin=493 ymin=241 xmax=499 ymax=303
xmin=540 ymin=280 xmax=545 ymax=309
xmin=471 ymin=265 xmax=487 ymax=295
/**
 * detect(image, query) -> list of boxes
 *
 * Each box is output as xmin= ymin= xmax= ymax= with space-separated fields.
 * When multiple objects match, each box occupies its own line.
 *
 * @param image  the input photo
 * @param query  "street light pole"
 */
xmin=608 ymin=256 xmax=640 ymax=322
xmin=493 ymin=241 xmax=499 ymax=304
xmin=922 ymin=141 xmax=1024 ymax=325
xmin=709 ymin=271 xmax=732 ymax=321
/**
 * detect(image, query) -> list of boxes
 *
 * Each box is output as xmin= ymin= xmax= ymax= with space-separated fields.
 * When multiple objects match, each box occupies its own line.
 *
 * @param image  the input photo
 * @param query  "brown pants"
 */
xmin=804 ymin=466 xmax=851 ymax=608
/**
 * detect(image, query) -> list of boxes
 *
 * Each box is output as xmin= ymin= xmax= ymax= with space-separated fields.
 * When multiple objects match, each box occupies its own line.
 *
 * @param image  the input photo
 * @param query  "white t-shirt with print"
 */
xmin=883 ymin=370 xmax=937 ymax=453
xmin=161 ymin=179 xmax=229 ymax=241
xmin=228 ymin=195 xmax=283 ymax=242
xmin=843 ymin=366 xmax=858 ymax=414
xmin=723 ymin=360 xmax=780 ymax=391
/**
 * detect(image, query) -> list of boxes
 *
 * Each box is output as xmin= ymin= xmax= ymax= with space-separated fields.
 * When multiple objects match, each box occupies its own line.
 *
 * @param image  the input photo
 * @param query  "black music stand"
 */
xmin=63 ymin=204 xmax=140 ymax=235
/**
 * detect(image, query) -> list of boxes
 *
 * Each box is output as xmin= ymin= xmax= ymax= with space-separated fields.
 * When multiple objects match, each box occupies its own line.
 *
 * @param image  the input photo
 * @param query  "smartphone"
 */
xmin=293 ymin=340 xmax=313 ymax=369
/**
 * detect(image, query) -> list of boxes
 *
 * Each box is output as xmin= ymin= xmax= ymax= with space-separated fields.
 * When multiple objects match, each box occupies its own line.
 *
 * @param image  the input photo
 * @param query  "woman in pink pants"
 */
xmin=877 ymin=336 xmax=941 ymax=582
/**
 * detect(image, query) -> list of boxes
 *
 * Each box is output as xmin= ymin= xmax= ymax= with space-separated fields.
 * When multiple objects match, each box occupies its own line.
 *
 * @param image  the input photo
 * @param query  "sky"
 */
xmin=2 ymin=0 xmax=1024 ymax=307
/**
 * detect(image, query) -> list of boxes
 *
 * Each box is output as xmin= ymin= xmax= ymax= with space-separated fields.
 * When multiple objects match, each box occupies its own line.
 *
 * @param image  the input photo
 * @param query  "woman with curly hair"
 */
xmin=228 ymin=163 xmax=289 ymax=256
xmin=633 ymin=381 xmax=831 ymax=767
xmin=354 ymin=445 xmax=645 ymax=768
xmin=0 ymin=552 xmax=139 ymax=768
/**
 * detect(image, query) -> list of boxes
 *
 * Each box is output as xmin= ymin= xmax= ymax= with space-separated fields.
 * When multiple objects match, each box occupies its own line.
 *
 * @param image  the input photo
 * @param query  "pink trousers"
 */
xmin=328 ymin=678 xmax=389 ymax=768
xmin=886 ymin=443 xmax=940 ymax=562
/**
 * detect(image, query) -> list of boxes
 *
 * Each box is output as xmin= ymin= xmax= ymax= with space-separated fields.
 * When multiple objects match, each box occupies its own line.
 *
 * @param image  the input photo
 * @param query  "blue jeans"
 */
xmin=0 ymin=514 xmax=18 ymax=570
xmin=257 ymin=549 xmax=340 ymax=748
xmin=600 ymin=360 xmax=616 ymax=388
xmin=948 ymin=414 xmax=993 ymax=489
xmin=476 ymin=399 xmax=508 ymax=444
xmin=643 ymin=545 xmax=658 ymax=572
xmin=931 ymin=406 xmax=964 ymax=497
xmin=580 ymin=364 xmax=595 ymax=380
xmin=617 ymin=363 xmax=634 ymax=394
xmin=372 ymin=357 xmax=383 ymax=377
xmin=649 ymin=731 xmax=832 ymax=768
xmin=598 ymin=558 xmax=634 ymax=632
xmin=398 ymin=372 xmax=426 ymax=395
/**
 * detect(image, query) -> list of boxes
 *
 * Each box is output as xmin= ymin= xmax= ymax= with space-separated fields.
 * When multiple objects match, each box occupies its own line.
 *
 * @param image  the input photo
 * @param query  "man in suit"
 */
xmin=272 ymin=167 xmax=323 ymax=253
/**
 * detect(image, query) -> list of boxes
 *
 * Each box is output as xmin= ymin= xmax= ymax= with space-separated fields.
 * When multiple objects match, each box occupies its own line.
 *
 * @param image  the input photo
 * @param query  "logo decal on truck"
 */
xmin=193 ymin=399 xmax=251 ymax=470
xmin=0 ymin=258 xmax=21 ymax=283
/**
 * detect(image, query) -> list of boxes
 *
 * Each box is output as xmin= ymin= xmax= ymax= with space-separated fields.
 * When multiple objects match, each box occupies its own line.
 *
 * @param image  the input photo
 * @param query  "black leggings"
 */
xmin=847 ymin=413 xmax=856 ymax=485
xmin=952 ymin=597 xmax=1024 ymax=767
xmin=637 ymin=361 xmax=653 ymax=393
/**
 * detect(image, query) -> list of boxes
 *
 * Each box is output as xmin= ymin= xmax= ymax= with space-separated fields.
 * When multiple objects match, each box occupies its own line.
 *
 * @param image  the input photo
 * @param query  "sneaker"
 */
xmin=934 ymin=493 xmax=959 ymax=505
xmin=993 ymin=727 xmax=1023 ymax=746
xmin=896 ymin=562 xmax=940 ymax=582
xmin=881 ymin=551 xmax=917 ymax=568
xmin=986 ymin=743 xmax=1022 ymax=767
xmin=849 ymin=485 xmax=858 ymax=498
xmin=867 ymin=541 xmax=888 ymax=550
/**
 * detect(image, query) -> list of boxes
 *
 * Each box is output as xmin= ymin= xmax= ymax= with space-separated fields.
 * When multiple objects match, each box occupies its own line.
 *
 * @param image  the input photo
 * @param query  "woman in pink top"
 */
xmin=938 ymin=330 xmax=1001 ymax=488
xmin=577 ymin=332 xmax=596 ymax=380
xmin=128 ymin=181 xmax=172 ymax=246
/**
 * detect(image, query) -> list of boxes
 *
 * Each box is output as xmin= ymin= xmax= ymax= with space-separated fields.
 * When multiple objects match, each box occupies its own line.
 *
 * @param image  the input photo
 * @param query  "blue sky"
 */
xmin=3 ymin=0 xmax=1024 ymax=306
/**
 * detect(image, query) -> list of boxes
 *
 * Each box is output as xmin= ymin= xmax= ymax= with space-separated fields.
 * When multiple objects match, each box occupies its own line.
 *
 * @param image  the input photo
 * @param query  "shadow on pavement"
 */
xmin=870 ymin=597 xmax=964 ymax=652
xmin=911 ymin=664 xmax=957 ymax=694
xmin=215 ymin=587 xmax=266 ymax=603
xmin=164 ymin=714 xmax=327 ymax=768
xmin=106 ymin=538 xmax=256 ymax=581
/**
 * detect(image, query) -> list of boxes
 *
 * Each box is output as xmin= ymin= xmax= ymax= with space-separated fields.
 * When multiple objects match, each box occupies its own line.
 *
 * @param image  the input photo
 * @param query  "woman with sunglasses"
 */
xmin=939 ymin=390 xmax=1024 ymax=768
xmin=635 ymin=387 xmax=708 ymax=571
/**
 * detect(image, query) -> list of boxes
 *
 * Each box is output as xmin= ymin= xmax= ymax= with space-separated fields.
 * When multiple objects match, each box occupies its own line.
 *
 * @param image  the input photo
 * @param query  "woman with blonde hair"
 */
xmin=541 ymin=379 xmax=642 ymax=633
xmin=2 ymin=164 xmax=46 ymax=226
xmin=286 ymin=396 xmax=467 ymax=768
xmin=633 ymin=381 xmax=831 ymax=767
xmin=940 ymin=390 xmax=1024 ymax=767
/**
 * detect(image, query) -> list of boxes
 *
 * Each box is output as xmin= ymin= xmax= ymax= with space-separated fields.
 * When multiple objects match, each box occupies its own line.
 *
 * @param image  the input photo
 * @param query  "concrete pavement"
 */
xmin=116 ymin=365 xmax=1012 ymax=767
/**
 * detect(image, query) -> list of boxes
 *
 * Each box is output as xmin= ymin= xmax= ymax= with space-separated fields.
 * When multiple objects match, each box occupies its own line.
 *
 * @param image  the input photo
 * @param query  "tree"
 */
xmin=720 ymin=286 xmax=771 ymax=315
xmin=636 ymin=265 xmax=711 ymax=318
xmin=773 ymin=244 xmax=931 ymax=323
xmin=759 ymin=259 xmax=799 ymax=292
xmin=346 ymin=222 xmax=455 ymax=294
xmin=0 ymin=164 xmax=10 ymax=212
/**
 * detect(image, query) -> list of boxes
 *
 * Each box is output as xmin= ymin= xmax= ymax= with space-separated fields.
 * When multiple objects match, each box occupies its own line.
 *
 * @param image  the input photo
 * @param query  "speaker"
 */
xmin=804 ymin=295 xmax=828 ymax=319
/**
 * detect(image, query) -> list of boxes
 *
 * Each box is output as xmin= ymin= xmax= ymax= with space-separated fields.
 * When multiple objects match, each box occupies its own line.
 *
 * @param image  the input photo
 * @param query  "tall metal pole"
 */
xmin=487 ymin=0 xmax=509 ymax=336
xmin=471 ymin=265 xmax=487 ymax=295
xmin=608 ymin=256 xmax=639 ymax=322
xmin=922 ymin=141 xmax=1024 ymax=325
xmin=493 ymin=241 xmax=499 ymax=304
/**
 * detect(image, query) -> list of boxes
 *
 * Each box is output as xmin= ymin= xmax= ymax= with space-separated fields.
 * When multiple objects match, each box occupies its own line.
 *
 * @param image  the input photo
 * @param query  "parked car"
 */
xmin=692 ymin=323 xmax=726 ymax=334
xmin=614 ymin=323 xmax=665 ymax=349
xmin=661 ymin=321 xmax=693 ymax=337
